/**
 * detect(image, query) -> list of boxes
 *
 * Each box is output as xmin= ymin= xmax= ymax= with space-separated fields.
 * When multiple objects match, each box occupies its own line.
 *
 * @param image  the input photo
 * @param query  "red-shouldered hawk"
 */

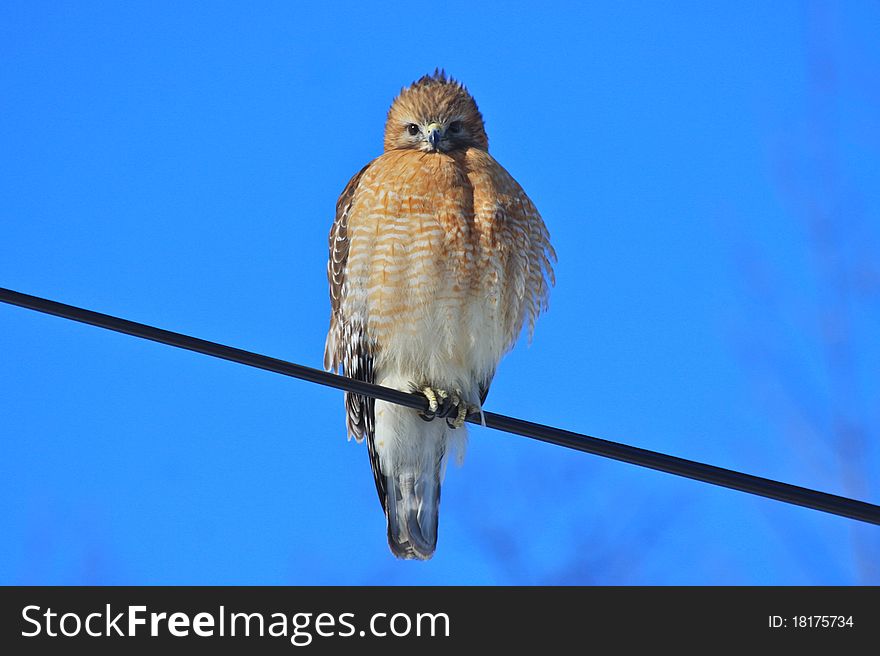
xmin=325 ymin=70 xmax=555 ymax=559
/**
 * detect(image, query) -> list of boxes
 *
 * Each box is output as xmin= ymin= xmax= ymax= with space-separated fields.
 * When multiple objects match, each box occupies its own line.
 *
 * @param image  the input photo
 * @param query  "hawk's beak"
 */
xmin=426 ymin=123 xmax=443 ymax=150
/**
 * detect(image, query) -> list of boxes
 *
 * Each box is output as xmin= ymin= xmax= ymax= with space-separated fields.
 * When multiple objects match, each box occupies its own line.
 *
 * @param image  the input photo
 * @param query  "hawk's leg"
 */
xmin=417 ymin=386 xmax=477 ymax=429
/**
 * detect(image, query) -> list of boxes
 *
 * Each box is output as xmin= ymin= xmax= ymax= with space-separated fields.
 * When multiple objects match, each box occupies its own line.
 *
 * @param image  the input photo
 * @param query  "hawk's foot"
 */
xmin=417 ymin=386 xmax=476 ymax=429
xmin=418 ymin=386 xmax=448 ymax=422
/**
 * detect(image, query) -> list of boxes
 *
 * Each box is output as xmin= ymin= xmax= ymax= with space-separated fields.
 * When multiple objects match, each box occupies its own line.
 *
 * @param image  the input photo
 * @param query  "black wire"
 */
xmin=2 ymin=286 xmax=879 ymax=526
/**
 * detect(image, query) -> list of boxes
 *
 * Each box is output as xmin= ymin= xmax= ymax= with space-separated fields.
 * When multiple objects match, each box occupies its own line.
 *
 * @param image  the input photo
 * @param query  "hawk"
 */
xmin=324 ymin=71 xmax=555 ymax=559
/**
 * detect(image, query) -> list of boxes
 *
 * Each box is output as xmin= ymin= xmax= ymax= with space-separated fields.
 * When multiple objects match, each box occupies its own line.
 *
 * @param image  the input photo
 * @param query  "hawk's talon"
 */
xmin=435 ymin=390 xmax=459 ymax=419
xmin=418 ymin=386 xmax=446 ymax=422
xmin=446 ymin=401 xmax=477 ymax=429
xmin=418 ymin=386 xmax=472 ymax=429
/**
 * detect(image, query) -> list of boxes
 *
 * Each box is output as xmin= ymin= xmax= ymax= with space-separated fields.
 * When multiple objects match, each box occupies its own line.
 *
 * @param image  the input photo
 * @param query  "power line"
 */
xmin=2 ymin=285 xmax=879 ymax=527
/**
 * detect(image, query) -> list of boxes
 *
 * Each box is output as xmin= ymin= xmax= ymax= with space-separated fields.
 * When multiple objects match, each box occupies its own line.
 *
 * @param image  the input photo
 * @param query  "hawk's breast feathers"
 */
xmin=325 ymin=148 xmax=554 ymax=412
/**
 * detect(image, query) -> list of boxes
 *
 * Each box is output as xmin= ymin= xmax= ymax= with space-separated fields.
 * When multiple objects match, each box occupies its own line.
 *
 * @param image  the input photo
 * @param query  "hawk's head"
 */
xmin=384 ymin=70 xmax=488 ymax=154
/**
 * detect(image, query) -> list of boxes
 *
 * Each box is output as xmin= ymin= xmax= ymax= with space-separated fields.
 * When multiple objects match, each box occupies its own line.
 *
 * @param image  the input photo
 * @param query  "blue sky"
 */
xmin=1 ymin=1 xmax=878 ymax=584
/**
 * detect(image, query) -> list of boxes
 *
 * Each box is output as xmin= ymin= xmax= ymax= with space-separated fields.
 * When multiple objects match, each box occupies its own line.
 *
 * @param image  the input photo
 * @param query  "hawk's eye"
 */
xmin=448 ymin=121 xmax=462 ymax=134
xmin=406 ymin=124 xmax=420 ymax=136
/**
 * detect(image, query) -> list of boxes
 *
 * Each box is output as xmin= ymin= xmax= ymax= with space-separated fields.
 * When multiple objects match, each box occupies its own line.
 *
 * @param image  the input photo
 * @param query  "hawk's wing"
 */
xmin=325 ymin=163 xmax=369 ymax=373
xmin=324 ymin=162 xmax=388 ymax=508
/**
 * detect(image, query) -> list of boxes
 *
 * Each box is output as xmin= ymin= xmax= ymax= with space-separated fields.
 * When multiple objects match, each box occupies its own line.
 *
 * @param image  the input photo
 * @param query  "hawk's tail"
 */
xmin=383 ymin=469 xmax=440 ymax=560
xmin=368 ymin=391 xmax=467 ymax=560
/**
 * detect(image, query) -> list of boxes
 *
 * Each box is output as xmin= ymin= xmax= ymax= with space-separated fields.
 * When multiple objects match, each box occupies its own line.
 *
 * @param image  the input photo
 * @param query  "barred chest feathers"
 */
xmin=342 ymin=148 xmax=531 ymax=398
